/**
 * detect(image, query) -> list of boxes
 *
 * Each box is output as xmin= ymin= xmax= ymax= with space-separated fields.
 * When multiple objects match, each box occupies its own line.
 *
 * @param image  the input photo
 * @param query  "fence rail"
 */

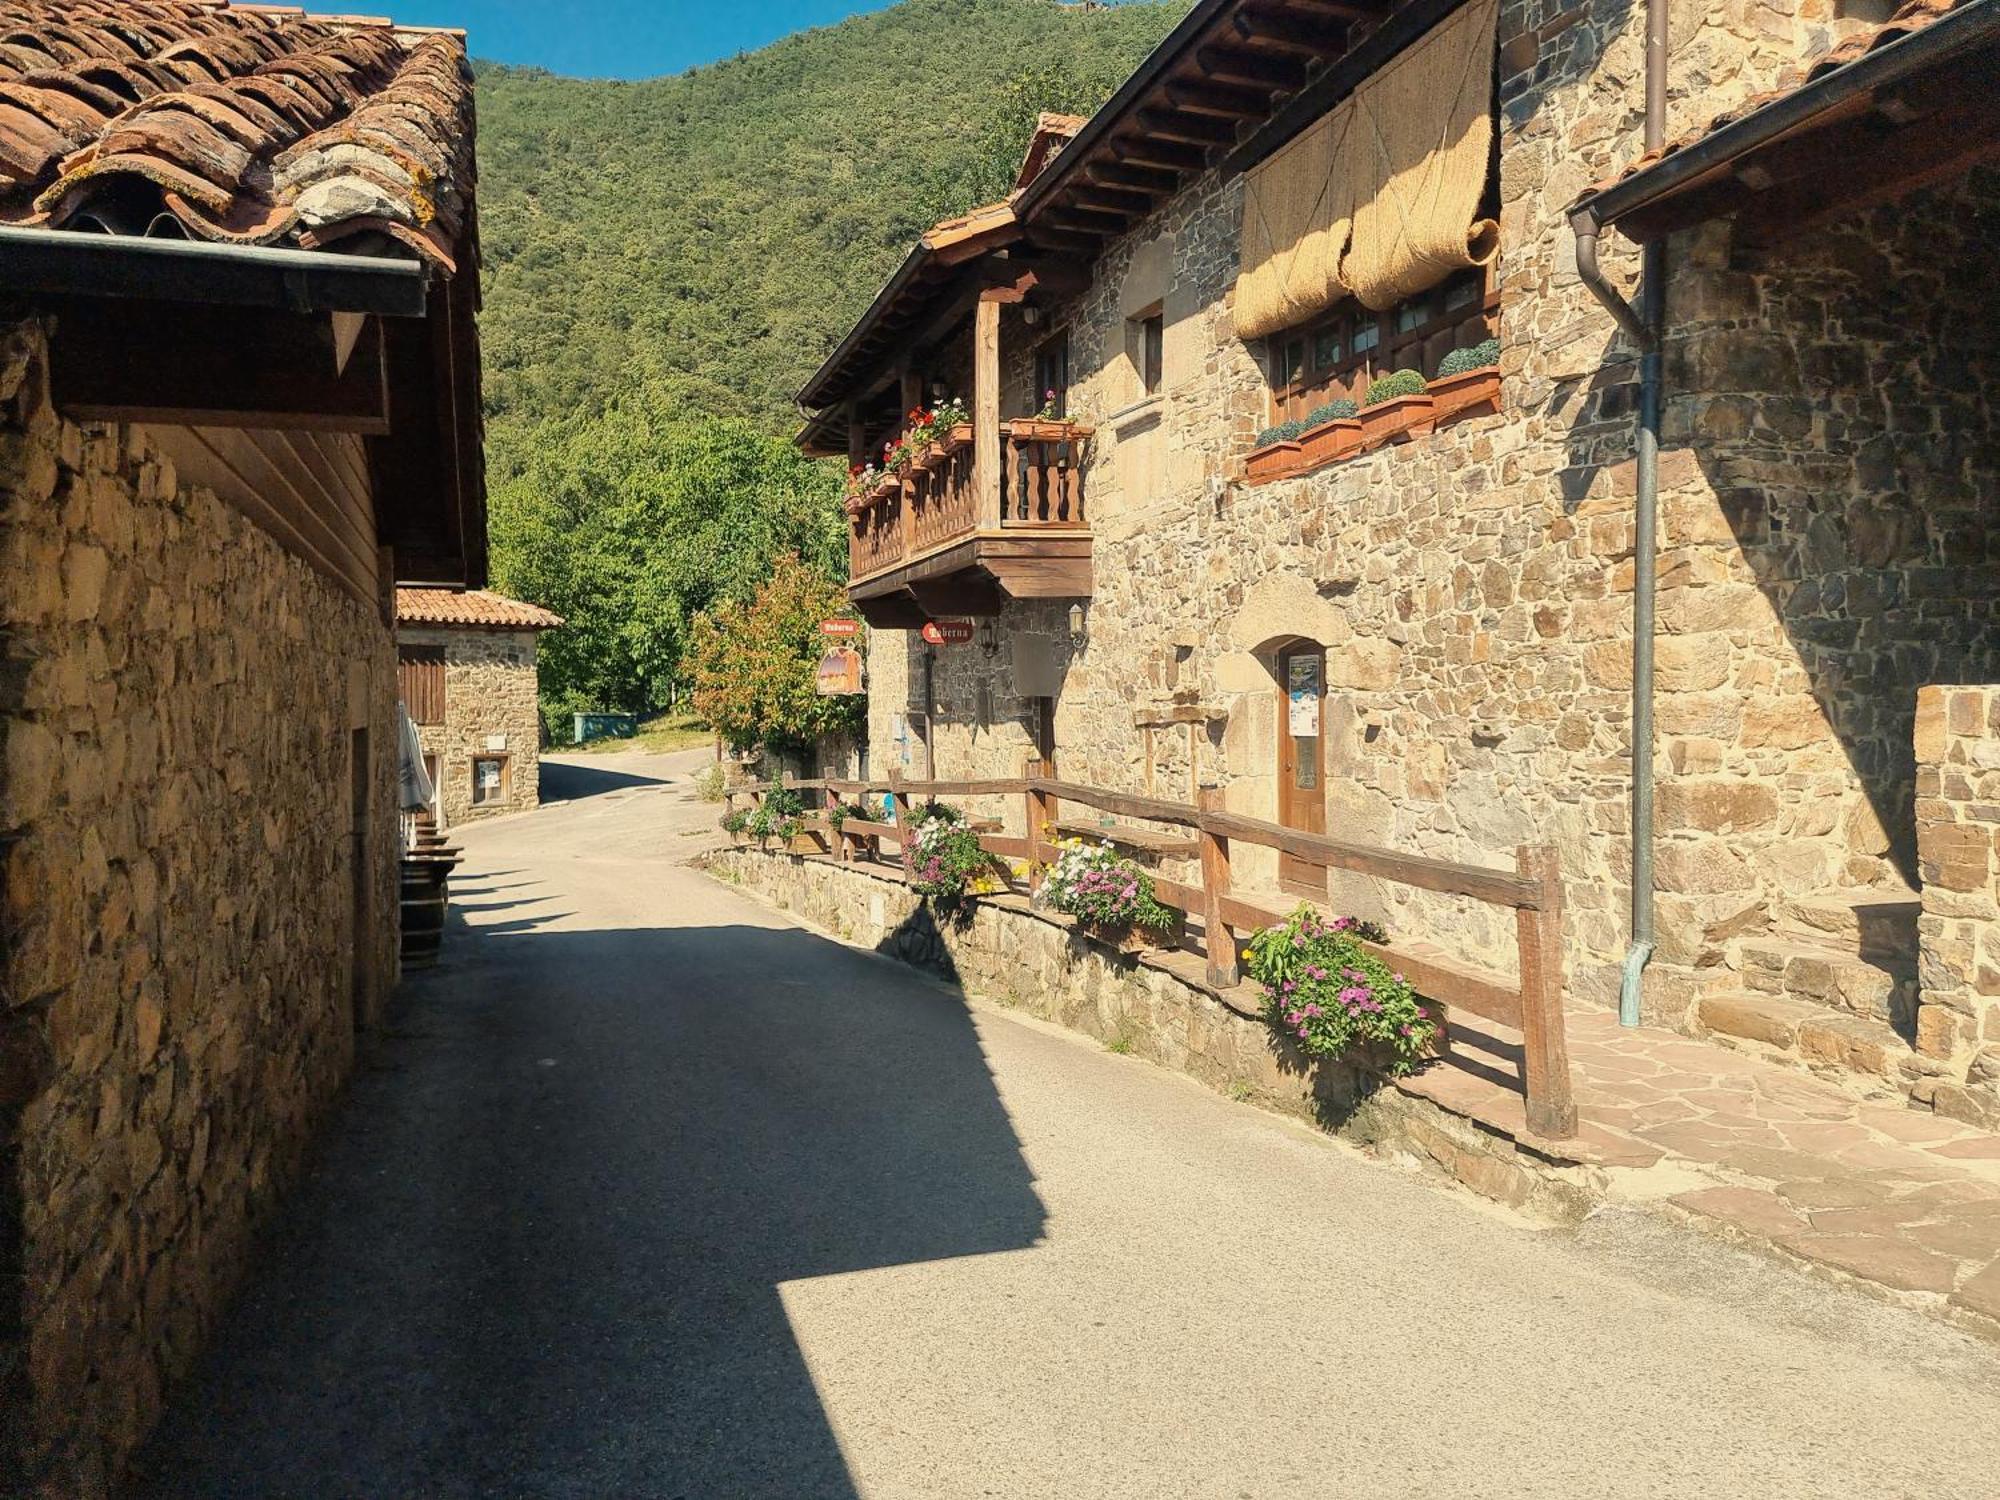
xmin=723 ymin=767 xmax=1575 ymax=1137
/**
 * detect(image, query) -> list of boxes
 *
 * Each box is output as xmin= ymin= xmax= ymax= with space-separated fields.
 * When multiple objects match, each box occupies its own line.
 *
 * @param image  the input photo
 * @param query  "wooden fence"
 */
xmin=722 ymin=767 xmax=1575 ymax=1137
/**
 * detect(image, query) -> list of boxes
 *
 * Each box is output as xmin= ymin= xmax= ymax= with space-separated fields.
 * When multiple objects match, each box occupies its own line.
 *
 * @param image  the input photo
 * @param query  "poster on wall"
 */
xmin=815 ymin=646 xmax=864 ymax=696
xmin=1287 ymin=654 xmax=1322 ymax=739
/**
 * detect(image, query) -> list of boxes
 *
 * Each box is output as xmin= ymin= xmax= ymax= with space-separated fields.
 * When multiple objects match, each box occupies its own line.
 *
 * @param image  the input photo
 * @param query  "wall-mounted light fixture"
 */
xmin=1068 ymin=603 xmax=1087 ymax=647
xmin=978 ymin=619 xmax=1000 ymax=659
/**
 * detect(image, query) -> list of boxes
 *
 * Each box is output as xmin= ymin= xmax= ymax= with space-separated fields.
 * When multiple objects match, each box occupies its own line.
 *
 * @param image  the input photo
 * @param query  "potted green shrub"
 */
xmin=1297 ymin=397 xmax=1361 ymax=468
xmin=1246 ymin=906 xmax=1441 ymax=1075
xmin=1428 ymin=337 xmax=1501 ymax=420
xmin=1358 ymin=368 xmax=1435 ymax=445
xmin=1034 ymin=837 xmax=1184 ymax=953
xmin=721 ymin=807 xmax=750 ymax=843
xmin=1246 ymin=418 xmax=1307 ymax=482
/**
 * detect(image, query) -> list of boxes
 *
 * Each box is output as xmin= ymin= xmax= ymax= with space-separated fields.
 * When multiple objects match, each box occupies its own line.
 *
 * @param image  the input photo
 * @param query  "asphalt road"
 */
xmin=131 ymin=748 xmax=2000 ymax=1499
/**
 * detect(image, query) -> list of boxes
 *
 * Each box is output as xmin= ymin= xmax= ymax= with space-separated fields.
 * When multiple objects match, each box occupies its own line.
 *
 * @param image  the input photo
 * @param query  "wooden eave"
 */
xmin=1568 ymin=0 xmax=2000 ymax=246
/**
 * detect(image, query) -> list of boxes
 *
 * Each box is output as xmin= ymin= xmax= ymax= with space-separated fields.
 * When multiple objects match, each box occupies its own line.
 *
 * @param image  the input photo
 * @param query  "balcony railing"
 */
xmin=847 ymin=418 xmax=1092 ymax=588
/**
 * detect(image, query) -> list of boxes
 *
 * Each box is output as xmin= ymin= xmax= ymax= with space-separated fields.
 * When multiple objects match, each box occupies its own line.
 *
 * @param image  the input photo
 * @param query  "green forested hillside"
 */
xmin=475 ymin=0 xmax=1183 ymax=466
xmin=477 ymin=0 xmax=1184 ymax=731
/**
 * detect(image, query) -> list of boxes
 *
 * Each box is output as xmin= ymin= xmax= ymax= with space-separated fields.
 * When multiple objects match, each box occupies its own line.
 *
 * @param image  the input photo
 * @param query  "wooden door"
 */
xmin=1276 ymin=644 xmax=1327 ymax=895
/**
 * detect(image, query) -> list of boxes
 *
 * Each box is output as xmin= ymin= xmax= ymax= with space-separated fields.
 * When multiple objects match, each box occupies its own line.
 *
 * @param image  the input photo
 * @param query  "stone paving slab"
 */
xmin=1415 ymin=1003 xmax=2000 ymax=1324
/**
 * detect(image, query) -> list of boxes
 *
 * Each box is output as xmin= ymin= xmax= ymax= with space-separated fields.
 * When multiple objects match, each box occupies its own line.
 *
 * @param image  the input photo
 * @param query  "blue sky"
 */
xmin=385 ymin=1 xmax=906 ymax=79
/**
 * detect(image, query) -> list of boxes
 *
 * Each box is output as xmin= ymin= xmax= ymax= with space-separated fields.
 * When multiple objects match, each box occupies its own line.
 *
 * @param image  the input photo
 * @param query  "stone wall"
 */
xmin=707 ymin=847 xmax=1596 ymax=1223
xmin=862 ymin=1 xmax=2000 ymax=1025
xmin=1915 ymin=685 xmax=2000 ymax=1128
xmin=404 ymin=625 xmax=542 ymax=826
xmin=0 ymin=317 xmax=401 ymax=1495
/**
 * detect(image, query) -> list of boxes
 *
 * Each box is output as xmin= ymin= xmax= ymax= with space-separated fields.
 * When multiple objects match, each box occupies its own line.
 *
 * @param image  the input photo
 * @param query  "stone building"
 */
xmin=0 ymin=5 xmax=485 ymax=1492
xmin=396 ymin=588 xmax=563 ymax=824
xmin=797 ymin=1 xmax=2000 ymax=1117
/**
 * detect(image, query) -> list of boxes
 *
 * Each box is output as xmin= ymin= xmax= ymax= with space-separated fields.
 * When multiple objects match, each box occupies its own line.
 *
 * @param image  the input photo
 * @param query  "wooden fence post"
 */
xmin=888 ymin=771 xmax=911 ymax=879
xmin=1197 ymin=783 xmax=1238 ymax=988
xmin=1025 ymin=758 xmax=1056 ymax=876
xmin=1515 ymin=843 xmax=1576 ymax=1138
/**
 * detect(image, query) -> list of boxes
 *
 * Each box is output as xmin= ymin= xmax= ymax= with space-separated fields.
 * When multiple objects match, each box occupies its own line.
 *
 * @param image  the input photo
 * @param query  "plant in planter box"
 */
xmin=1245 ymin=905 xmax=1438 ymax=1076
xmin=907 ymin=804 xmax=996 ymax=902
xmin=1437 ymin=337 xmax=1500 ymax=377
xmin=721 ymin=808 xmax=750 ymax=837
xmin=1430 ymin=337 xmax=1503 ymax=422
xmin=746 ymin=787 xmax=806 ymax=844
xmin=1247 ymin=418 xmax=1308 ymax=481
xmin=1035 ymin=838 xmax=1180 ymax=948
xmin=1298 ymin=397 xmax=1361 ymax=466
xmin=1359 ymin=368 xmax=1436 ymax=444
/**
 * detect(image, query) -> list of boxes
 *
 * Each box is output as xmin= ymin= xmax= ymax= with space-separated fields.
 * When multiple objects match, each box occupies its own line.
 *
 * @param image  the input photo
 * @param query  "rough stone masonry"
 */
xmin=0 ymin=318 xmax=401 ymax=1495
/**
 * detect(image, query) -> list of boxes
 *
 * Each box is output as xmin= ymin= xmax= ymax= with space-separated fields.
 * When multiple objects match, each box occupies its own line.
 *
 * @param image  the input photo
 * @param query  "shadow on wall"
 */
xmin=1558 ymin=171 xmax=2000 ymax=897
xmin=128 ymin=913 xmax=1045 ymax=1498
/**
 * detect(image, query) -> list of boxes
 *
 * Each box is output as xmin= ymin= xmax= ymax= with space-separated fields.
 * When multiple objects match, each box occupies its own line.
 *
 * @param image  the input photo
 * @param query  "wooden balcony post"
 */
xmin=974 ymin=293 xmax=1002 ymax=530
xmin=1515 ymin=843 xmax=1576 ymax=1138
xmin=1197 ymin=783 xmax=1238 ymax=988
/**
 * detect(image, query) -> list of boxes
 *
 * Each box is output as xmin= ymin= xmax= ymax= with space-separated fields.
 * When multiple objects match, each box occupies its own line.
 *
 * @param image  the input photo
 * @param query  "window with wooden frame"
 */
xmin=398 ymin=643 xmax=445 ymax=725
xmin=1263 ymin=262 xmax=1498 ymax=426
xmin=1139 ymin=311 xmax=1164 ymax=396
xmin=471 ymin=752 xmax=510 ymax=807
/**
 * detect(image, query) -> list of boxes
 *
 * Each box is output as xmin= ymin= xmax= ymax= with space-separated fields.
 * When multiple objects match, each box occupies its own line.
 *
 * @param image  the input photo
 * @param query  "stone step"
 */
xmin=1773 ymin=887 xmax=1920 ymax=962
xmin=1697 ymin=992 xmax=1932 ymax=1095
xmin=1737 ymin=936 xmax=1916 ymax=1028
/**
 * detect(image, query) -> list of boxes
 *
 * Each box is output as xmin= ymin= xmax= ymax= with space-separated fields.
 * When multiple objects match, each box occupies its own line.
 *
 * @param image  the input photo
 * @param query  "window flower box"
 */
xmin=1078 ymin=911 xmax=1185 ymax=955
xmin=1358 ymin=391 xmax=1436 ymax=447
xmin=1245 ymin=438 xmax=1302 ymax=483
xmin=1428 ymin=364 xmax=1500 ymax=422
xmin=1298 ymin=416 xmax=1363 ymax=468
xmin=1008 ymin=417 xmax=1087 ymax=443
xmin=936 ymin=421 xmax=973 ymax=456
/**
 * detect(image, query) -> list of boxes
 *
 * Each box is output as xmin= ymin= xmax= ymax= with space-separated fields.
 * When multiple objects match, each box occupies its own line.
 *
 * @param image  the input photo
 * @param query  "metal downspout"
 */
xmin=1571 ymin=0 xmax=1668 ymax=1027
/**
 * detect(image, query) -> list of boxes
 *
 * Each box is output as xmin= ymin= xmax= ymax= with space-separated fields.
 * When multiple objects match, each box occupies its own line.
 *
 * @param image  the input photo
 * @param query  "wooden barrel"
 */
xmin=400 ymin=863 xmax=448 ymax=966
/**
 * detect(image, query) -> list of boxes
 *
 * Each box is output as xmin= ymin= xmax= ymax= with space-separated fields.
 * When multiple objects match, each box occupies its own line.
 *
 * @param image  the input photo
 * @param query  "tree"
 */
xmin=489 ymin=385 xmax=846 ymax=733
xmin=686 ymin=553 xmax=866 ymax=751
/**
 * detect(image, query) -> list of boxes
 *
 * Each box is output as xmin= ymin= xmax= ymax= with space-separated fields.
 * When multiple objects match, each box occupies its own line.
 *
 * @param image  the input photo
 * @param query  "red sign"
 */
xmin=921 ymin=619 xmax=975 ymax=646
xmin=819 ymin=618 xmax=860 ymax=637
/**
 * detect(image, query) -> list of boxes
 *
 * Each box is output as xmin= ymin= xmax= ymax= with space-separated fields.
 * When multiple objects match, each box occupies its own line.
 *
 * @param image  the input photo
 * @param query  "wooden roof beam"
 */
xmin=1070 ymin=183 xmax=1159 ymax=214
xmin=1137 ymin=107 xmax=1241 ymax=147
xmin=1082 ymin=161 xmax=1183 ymax=193
xmin=1163 ymin=77 xmax=1278 ymax=118
xmin=1194 ymin=42 xmax=1310 ymax=89
xmin=1232 ymin=7 xmax=1340 ymax=53
xmin=1115 ymin=135 xmax=1212 ymax=172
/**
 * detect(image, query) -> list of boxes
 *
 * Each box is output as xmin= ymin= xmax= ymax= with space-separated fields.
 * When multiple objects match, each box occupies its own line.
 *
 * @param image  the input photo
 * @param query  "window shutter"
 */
xmin=398 ymin=644 xmax=445 ymax=725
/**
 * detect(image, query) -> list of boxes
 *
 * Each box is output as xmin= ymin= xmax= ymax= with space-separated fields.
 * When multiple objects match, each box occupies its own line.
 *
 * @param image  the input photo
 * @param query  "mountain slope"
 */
xmin=473 ymin=0 xmax=1185 ymax=466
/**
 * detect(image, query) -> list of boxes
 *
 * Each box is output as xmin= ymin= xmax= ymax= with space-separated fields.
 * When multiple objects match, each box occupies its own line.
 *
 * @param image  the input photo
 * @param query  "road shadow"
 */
xmin=127 ymin=915 xmax=1045 ymax=1499
xmin=538 ymin=757 xmax=674 ymax=804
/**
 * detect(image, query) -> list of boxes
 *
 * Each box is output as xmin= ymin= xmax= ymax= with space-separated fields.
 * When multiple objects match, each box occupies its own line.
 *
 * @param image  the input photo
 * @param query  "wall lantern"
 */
xmin=1068 ymin=603 xmax=1087 ymax=646
xmin=978 ymin=619 xmax=1000 ymax=659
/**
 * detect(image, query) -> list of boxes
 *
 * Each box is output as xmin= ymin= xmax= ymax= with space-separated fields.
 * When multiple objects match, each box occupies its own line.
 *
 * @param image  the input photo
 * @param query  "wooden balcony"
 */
xmin=846 ymin=418 xmax=1093 ymax=624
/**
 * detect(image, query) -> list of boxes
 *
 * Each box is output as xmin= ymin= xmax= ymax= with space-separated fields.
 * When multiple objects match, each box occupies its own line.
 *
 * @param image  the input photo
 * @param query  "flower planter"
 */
xmin=1297 ymin=417 xmax=1363 ymax=469
xmin=1080 ymin=912 xmax=1184 ymax=954
xmin=1245 ymin=439 xmax=1302 ymax=483
xmin=937 ymin=422 xmax=973 ymax=455
xmin=1009 ymin=418 xmax=1085 ymax=443
xmin=786 ymin=832 xmax=821 ymax=855
xmin=1358 ymin=392 xmax=1437 ymax=448
xmin=1427 ymin=365 xmax=1500 ymax=422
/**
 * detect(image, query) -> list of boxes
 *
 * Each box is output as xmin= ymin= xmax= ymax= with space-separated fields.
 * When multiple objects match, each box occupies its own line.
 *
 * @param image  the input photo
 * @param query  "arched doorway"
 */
xmin=1274 ymin=638 xmax=1327 ymax=896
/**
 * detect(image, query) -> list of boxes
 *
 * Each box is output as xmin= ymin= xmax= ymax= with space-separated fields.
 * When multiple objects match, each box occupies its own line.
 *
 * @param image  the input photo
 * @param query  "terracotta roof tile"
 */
xmin=0 ymin=0 xmax=474 ymax=271
xmin=395 ymin=588 xmax=563 ymax=630
xmin=1575 ymin=0 xmax=1980 ymax=208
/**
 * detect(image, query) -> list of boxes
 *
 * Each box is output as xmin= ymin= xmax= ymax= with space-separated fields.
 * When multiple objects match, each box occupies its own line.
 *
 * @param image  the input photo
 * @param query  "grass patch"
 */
xmin=567 ymin=712 xmax=713 ymax=756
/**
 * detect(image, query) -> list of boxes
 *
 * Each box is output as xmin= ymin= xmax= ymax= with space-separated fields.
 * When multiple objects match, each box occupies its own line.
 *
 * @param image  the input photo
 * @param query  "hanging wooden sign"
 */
xmin=815 ymin=646 xmax=864 ymax=696
xmin=921 ymin=619 xmax=975 ymax=646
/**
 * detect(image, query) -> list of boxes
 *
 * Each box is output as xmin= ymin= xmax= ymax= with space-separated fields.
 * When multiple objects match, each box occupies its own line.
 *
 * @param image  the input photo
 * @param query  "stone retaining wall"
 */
xmin=1 ymin=318 xmax=401 ymax=1495
xmin=706 ymin=847 xmax=1598 ymax=1224
xmin=1915 ymin=685 xmax=2000 ymax=1128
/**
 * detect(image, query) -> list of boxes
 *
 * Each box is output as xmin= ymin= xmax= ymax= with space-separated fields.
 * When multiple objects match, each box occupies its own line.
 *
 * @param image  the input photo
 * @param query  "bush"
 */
xmin=1362 ymin=369 xmax=1428 ymax=406
xmin=746 ymin=786 xmax=805 ymax=842
xmin=1437 ymin=337 xmax=1501 ymax=377
xmin=694 ymin=763 xmax=726 ymax=803
xmin=907 ymin=806 xmax=994 ymax=902
xmin=1251 ymin=417 xmax=1312 ymax=449
xmin=721 ymin=807 xmax=749 ymax=835
xmin=1035 ymin=838 xmax=1177 ymax=933
xmin=1245 ymin=905 xmax=1438 ymax=1076
xmin=1303 ymin=398 xmax=1358 ymax=427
